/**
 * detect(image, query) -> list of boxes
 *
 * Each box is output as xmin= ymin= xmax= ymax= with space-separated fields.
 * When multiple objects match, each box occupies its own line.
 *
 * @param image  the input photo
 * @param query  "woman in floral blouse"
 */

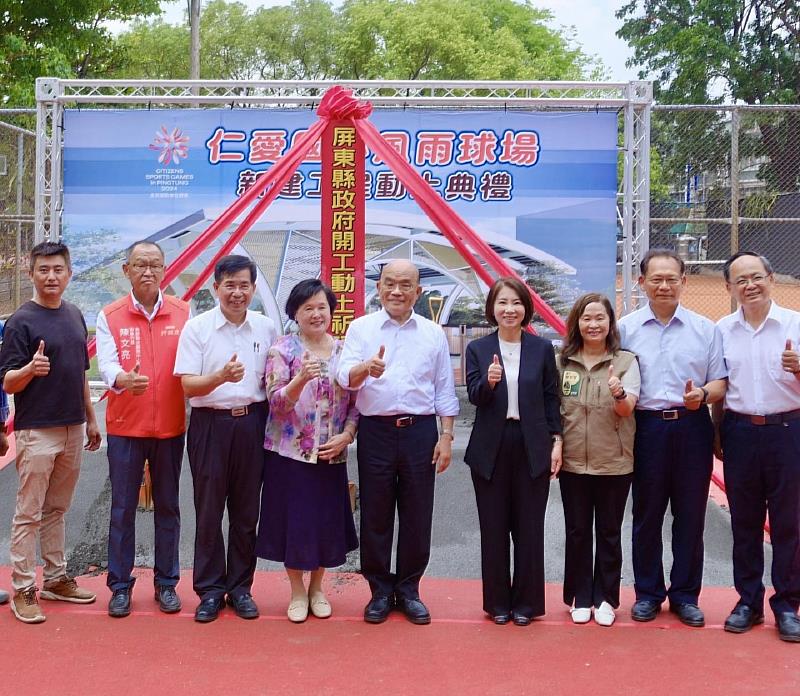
xmin=256 ymin=279 xmax=359 ymax=622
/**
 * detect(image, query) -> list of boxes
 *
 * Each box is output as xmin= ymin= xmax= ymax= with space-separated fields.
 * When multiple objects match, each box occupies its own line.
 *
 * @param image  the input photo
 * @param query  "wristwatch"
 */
xmin=700 ymin=387 xmax=709 ymax=405
xmin=551 ymin=434 xmax=563 ymax=443
xmin=440 ymin=430 xmax=454 ymax=440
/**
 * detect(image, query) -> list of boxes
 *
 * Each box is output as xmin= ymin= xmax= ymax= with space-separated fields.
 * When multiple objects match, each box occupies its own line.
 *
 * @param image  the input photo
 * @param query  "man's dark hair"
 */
xmin=125 ymin=240 xmax=165 ymax=263
xmin=285 ymin=279 xmax=336 ymax=320
xmin=640 ymin=248 xmax=685 ymax=276
xmin=29 ymin=241 xmax=71 ymax=272
xmin=722 ymin=251 xmax=774 ymax=281
xmin=484 ymin=276 xmax=534 ymax=327
xmin=214 ymin=255 xmax=257 ymax=283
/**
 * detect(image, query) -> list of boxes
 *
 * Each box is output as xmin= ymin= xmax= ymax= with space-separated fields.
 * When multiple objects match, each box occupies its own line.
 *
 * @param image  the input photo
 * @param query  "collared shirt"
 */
xmin=336 ymin=308 xmax=459 ymax=418
xmin=619 ymin=303 xmax=726 ymax=410
xmin=96 ymin=290 xmax=164 ymax=390
xmin=718 ymin=301 xmax=800 ymax=415
xmin=173 ymin=305 xmax=277 ymax=409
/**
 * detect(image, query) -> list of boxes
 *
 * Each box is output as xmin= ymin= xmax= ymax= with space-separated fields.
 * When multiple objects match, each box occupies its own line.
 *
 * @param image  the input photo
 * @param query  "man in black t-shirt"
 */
xmin=0 ymin=241 xmax=101 ymax=624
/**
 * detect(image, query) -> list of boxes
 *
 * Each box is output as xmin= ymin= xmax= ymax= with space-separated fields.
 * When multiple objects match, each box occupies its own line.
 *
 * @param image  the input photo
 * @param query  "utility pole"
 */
xmin=190 ymin=0 xmax=200 ymax=81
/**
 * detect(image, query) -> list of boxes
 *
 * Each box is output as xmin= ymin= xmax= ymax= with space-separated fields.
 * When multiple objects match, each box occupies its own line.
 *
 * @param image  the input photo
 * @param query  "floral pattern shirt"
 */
xmin=263 ymin=334 xmax=359 ymax=464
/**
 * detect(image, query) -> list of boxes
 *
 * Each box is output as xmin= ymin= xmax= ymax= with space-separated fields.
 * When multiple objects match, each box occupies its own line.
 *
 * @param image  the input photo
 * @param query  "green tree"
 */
xmin=617 ymin=0 xmax=800 ymax=192
xmin=112 ymin=0 xmax=596 ymax=82
xmin=0 ymin=0 xmax=172 ymax=105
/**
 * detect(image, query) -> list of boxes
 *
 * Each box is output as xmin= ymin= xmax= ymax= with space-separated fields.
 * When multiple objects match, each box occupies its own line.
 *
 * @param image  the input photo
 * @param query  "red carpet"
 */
xmin=0 ymin=568 xmax=797 ymax=695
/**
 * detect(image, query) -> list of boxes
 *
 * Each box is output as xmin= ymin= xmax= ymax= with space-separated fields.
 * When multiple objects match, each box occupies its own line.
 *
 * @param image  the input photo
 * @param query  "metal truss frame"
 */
xmin=35 ymin=77 xmax=652 ymax=312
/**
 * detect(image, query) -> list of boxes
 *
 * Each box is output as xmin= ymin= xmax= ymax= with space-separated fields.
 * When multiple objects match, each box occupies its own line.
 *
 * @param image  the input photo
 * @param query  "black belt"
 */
xmin=636 ymin=407 xmax=696 ymax=421
xmin=365 ymin=414 xmax=433 ymax=428
xmin=727 ymin=409 xmax=800 ymax=426
xmin=194 ymin=403 xmax=263 ymax=418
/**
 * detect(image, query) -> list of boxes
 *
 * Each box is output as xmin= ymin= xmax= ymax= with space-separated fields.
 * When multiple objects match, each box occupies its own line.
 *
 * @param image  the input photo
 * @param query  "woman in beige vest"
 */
xmin=558 ymin=293 xmax=640 ymax=627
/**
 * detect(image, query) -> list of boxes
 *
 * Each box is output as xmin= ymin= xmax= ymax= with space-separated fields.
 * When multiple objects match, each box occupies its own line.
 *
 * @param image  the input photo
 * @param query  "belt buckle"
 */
xmin=662 ymin=410 xmax=679 ymax=421
xmin=751 ymin=414 xmax=766 ymax=426
xmin=231 ymin=406 xmax=248 ymax=417
xmin=395 ymin=416 xmax=413 ymax=428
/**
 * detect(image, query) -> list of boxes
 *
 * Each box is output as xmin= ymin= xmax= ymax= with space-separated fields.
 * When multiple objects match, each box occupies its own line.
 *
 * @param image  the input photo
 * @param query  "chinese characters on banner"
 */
xmin=320 ymin=121 xmax=365 ymax=337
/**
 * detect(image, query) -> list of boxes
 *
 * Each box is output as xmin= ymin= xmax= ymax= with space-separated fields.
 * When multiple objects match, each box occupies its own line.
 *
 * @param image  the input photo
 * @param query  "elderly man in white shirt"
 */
xmin=337 ymin=259 xmax=459 ymax=625
xmin=618 ymin=248 xmax=727 ymax=629
xmin=174 ymin=255 xmax=276 ymax=623
xmin=715 ymin=251 xmax=800 ymax=643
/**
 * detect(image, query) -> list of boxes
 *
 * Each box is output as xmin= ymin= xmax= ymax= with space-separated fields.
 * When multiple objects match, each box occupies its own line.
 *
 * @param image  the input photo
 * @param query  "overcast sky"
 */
xmin=159 ymin=0 xmax=640 ymax=82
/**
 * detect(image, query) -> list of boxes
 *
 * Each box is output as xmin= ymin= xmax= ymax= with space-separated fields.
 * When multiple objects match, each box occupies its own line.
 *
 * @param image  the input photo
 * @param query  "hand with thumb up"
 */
xmin=29 ymin=339 xmax=50 ymax=377
xmin=365 ymin=344 xmax=386 ymax=379
xmin=487 ymin=353 xmax=503 ymax=387
xmin=607 ymin=363 xmax=624 ymax=399
xmin=781 ymin=338 xmax=800 ymax=375
xmin=220 ymin=353 xmax=245 ymax=384
xmin=124 ymin=361 xmax=150 ymax=395
xmin=682 ymin=378 xmax=704 ymax=410
xmin=299 ymin=350 xmax=323 ymax=383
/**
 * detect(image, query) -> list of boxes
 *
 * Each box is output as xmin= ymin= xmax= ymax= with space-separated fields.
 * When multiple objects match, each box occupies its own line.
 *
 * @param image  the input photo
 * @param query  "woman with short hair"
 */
xmin=256 ymin=279 xmax=358 ymax=622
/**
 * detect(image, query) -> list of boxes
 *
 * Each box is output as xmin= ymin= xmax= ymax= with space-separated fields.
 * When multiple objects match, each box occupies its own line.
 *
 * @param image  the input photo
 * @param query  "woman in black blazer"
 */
xmin=464 ymin=277 xmax=562 ymax=626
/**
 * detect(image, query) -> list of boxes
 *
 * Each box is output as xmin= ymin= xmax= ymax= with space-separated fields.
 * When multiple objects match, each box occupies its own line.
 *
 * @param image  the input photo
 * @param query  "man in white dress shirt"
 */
xmin=715 ymin=251 xmax=800 ymax=642
xmin=337 ymin=259 xmax=459 ymax=625
xmin=618 ymin=248 xmax=727 ymax=628
xmin=174 ymin=255 xmax=276 ymax=623
xmin=96 ymin=240 xmax=189 ymax=618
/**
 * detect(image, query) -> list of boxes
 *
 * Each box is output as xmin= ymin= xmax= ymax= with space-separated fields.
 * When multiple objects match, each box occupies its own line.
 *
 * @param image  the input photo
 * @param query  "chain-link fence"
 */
xmin=649 ymin=105 xmax=800 ymax=321
xmin=0 ymin=110 xmax=36 ymax=316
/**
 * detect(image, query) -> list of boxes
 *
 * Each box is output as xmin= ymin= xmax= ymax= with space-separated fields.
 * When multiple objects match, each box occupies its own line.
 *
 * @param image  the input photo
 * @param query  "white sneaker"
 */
xmin=594 ymin=601 xmax=616 ymax=626
xmin=570 ymin=606 xmax=592 ymax=624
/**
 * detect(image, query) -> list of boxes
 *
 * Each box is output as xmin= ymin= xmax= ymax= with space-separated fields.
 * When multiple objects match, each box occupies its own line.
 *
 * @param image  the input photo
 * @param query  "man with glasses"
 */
xmin=715 ymin=251 xmax=800 ymax=642
xmin=96 ymin=240 xmax=190 ymax=617
xmin=618 ymin=249 xmax=727 ymax=628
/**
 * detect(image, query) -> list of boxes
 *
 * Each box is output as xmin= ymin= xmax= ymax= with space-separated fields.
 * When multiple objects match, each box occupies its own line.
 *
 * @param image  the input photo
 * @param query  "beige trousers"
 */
xmin=11 ymin=425 xmax=84 ymax=591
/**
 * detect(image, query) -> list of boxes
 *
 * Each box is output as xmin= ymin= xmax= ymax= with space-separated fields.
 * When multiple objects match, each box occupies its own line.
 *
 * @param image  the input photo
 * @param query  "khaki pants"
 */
xmin=11 ymin=425 xmax=84 ymax=591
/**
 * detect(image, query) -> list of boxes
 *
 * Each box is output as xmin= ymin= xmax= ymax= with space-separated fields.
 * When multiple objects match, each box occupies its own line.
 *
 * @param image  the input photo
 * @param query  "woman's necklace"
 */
xmin=499 ymin=338 xmax=521 ymax=361
xmin=300 ymin=334 xmax=334 ymax=360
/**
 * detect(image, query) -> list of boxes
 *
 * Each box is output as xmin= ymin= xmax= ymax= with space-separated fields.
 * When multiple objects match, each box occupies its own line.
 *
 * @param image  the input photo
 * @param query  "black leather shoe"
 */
xmin=631 ymin=599 xmax=661 ymax=622
xmin=108 ymin=588 xmax=132 ymax=618
xmin=724 ymin=604 xmax=764 ymax=634
xmin=512 ymin=612 xmax=531 ymax=626
xmin=669 ymin=602 xmax=705 ymax=627
xmin=194 ymin=596 xmax=224 ymax=623
xmin=488 ymin=613 xmax=511 ymax=625
xmin=364 ymin=595 xmax=394 ymax=624
xmin=776 ymin=612 xmax=800 ymax=643
xmin=154 ymin=585 xmax=182 ymax=614
xmin=397 ymin=596 xmax=431 ymax=625
xmin=227 ymin=592 xmax=259 ymax=620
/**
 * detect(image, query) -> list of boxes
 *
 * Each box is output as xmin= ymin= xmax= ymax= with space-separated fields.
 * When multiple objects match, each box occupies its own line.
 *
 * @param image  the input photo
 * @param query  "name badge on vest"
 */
xmin=562 ymin=370 xmax=581 ymax=397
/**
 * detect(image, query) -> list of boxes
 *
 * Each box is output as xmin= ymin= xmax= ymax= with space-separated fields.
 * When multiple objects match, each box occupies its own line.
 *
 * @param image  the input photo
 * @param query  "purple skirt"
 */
xmin=255 ymin=449 xmax=358 ymax=570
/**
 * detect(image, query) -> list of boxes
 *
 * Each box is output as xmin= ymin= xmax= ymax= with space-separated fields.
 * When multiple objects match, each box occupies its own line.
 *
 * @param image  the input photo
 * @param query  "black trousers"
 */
xmin=106 ymin=433 xmax=184 ymax=591
xmin=471 ymin=420 xmax=550 ymax=618
xmin=559 ymin=470 xmax=632 ymax=609
xmin=357 ymin=415 xmax=437 ymax=600
xmin=187 ymin=403 xmax=266 ymax=601
xmin=632 ymin=408 xmax=713 ymax=605
xmin=722 ymin=414 xmax=800 ymax=616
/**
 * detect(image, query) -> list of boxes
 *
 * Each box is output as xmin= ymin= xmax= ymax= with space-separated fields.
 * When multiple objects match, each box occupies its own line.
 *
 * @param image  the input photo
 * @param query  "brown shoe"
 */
xmin=11 ymin=587 xmax=46 ymax=624
xmin=40 ymin=575 xmax=96 ymax=604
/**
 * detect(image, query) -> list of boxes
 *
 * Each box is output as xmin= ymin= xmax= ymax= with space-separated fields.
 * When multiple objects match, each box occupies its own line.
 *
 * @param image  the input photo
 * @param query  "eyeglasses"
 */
xmin=381 ymin=281 xmax=415 ymax=292
xmin=130 ymin=263 xmax=165 ymax=273
xmin=733 ymin=274 xmax=768 ymax=287
xmin=645 ymin=276 xmax=682 ymax=286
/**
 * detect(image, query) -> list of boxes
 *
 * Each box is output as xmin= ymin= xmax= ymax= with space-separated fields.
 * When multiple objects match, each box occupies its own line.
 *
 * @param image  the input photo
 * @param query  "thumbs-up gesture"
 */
xmin=123 ymin=361 xmax=150 ymax=395
xmin=683 ymin=378 xmax=704 ymax=410
xmin=487 ymin=353 xmax=503 ymax=387
xmin=29 ymin=340 xmax=50 ymax=377
xmin=607 ymin=364 xmax=624 ymax=399
xmin=365 ymin=344 xmax=386 ymax=379
xmin=298 ymin=350 xmax=323 ymax=382
xmin=781 ymin=338 xmax=800 ymax=375
xmin=219 ymin=353 xmax=245 ymax=383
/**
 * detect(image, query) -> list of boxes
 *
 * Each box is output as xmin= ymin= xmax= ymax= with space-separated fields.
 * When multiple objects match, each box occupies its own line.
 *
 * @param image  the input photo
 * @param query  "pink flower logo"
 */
xmin=148 ymin=126 xmax=190 ymax=164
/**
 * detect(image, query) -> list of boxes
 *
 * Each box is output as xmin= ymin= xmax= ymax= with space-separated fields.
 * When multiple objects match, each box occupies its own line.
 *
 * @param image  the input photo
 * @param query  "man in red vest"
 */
xmin=96 ymin=240 xmax=190 ymax=618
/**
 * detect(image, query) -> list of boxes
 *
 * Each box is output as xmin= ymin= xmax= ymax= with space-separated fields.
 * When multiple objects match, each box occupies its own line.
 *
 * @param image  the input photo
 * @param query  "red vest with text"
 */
xmin=103 ymin=294 xmax=189 ymax=438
